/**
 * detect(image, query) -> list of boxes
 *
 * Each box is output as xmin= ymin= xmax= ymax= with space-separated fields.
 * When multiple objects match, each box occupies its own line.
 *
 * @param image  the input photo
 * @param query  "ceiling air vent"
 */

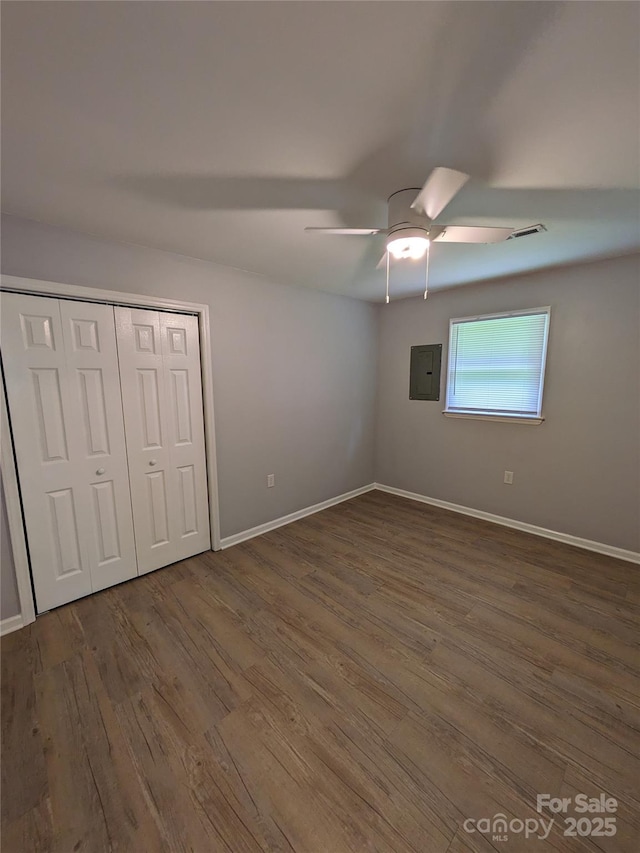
xmin=507 ymin=223 xmax=547 ymax=239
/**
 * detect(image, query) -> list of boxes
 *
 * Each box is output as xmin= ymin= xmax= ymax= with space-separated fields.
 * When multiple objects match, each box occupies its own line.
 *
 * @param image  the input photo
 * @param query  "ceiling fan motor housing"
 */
xmin=386 ymin=188 xmax=430 ymax=244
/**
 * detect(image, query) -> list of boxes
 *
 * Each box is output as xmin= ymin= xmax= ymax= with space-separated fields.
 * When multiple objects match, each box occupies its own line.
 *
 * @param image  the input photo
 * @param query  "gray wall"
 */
xmin=1 ymin=472 xmax=21 ymax=619
xmin=375 ymin=254 xmax=640 ymax=551
xmin=1 ymin=214 xmax=378 ymax=546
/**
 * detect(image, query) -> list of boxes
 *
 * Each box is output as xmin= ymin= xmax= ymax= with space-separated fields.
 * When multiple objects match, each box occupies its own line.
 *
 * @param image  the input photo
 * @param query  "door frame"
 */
xmin=0 ymin=274 xmax=222 ymax=627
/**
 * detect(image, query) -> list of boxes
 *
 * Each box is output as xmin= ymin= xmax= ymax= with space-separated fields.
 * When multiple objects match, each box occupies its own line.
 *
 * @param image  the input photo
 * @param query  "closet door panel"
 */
xmin=1 ymin=294 xmax=92 ymax=610
xmin=59 ymin=300 xmax=138 ymax=592
xmin=159 ymin=313 xmax=211 ymax=551
xmin=2 ymin=293 xmax=138 ymax=611
xmin=114 ymin=308 xmax=173 ymax=572
xmin=115 ymin=307 xmax=210 ymax=574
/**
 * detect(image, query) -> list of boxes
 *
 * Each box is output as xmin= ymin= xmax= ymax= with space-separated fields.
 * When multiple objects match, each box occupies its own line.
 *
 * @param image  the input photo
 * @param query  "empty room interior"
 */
xmin=1 ymin=2 xmax=639 ymax=852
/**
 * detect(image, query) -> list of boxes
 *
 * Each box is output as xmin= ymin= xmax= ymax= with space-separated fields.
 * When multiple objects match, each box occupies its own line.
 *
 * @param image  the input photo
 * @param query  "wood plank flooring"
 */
xmin=2 ymin=491 xmax=639 ymax=852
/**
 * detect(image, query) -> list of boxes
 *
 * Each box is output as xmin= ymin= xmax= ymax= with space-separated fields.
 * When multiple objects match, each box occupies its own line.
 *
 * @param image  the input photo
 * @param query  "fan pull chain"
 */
xmin=385 ymin=251 xmax=390 ymax=304
xmin=424 ymin=242 xmax=431 ymax=300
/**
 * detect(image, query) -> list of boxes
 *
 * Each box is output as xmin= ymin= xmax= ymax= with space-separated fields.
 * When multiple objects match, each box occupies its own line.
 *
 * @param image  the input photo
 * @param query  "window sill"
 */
xmin=442 ymin=411 xmax=544 ymax=425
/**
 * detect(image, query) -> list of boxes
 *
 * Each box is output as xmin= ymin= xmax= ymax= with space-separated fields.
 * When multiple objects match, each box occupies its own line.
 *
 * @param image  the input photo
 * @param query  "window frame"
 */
xmin=443 ymin=306 xmax=551 ymax=425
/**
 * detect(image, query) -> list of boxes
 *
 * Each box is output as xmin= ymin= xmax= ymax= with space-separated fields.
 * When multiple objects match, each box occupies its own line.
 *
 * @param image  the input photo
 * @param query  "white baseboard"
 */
xmin=216 ymin=479 xmax=639 ymax=564
xmin=220 ymin=484 xmax=376 ymax=549
xmin=374 ymin=483 xmax=640 ymax=565
xmin=0 ymin=613 xmax=24 ymax=636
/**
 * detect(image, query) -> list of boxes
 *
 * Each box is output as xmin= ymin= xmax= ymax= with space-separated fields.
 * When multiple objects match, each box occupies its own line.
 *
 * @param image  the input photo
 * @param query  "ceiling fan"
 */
xmin=305 ymin=167 xmax=542 ymax=300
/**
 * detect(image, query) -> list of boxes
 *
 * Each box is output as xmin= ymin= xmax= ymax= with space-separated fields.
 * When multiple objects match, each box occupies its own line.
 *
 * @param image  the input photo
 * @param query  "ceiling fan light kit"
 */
xmin=386 ymin=231 xmax=430 ymax=260
xmin=385 ymin=188 xmax=430 ymax=261
xmin=304 ymin=166 xmax=545 ymax=302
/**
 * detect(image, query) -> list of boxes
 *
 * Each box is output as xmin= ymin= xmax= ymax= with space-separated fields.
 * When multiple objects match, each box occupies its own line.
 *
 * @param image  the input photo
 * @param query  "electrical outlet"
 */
xmin=267 ymin=473 xmax=275 ymax=488
xmin=504 ymin=470 xmax=514 ymax=485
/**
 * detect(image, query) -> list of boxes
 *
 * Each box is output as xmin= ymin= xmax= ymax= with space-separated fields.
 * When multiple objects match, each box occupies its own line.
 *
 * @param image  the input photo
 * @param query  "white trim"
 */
xmin=0 ymin=375 xmax=36 ymax=628
xmin=0 ymin=274 xmax=222 ymax=625
xmin=449 ymin=306 xmax=552 ymax=325
xmin=0 ymin=614 xmax=25 ymax=637
xmin=221 ymin=484 xmax=376 ymax=549
xmin=197 ymin=305 xmax=221 ymax=551
xmin=443 ymin=412 xmax=544 ymax=425
xmin=374 ymin=484 xmax=640 ymax=564
xmin=0 ymin=274 xmax=205 ymax=314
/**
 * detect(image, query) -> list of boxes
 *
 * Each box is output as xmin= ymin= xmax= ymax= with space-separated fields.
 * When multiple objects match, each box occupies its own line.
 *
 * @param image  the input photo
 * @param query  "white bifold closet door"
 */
xmin=114 ymin=307 xmax=210 ymax=574
xmin=1 ymin=293 xmax=138 ymax=612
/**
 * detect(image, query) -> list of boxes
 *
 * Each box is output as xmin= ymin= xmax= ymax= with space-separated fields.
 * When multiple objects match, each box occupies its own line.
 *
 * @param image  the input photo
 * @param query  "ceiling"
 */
xmin=2 ymin=1 xmax=639 ymax=301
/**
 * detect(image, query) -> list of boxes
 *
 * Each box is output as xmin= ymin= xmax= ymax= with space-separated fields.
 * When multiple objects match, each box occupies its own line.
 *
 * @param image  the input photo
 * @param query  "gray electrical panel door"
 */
xmin=409 ymin=344 xmax=442 ymax=400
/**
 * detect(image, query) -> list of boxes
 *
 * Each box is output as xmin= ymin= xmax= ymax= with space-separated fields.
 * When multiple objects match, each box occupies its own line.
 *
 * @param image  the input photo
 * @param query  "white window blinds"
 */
xmin=445 ymin=308 xmax=550 ymax=418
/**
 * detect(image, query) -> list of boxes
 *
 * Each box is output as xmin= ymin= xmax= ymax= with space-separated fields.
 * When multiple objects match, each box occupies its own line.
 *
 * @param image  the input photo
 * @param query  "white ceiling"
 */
xmin=2 ymin=1 xmax=639 ymax=301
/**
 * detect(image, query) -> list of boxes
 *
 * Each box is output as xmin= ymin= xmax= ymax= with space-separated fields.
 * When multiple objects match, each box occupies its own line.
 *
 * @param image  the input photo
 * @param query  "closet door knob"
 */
xmin=149 ymin=459 xmax=158 ymax=466
xmin=96 ymin=467 xmax=105 ymax=476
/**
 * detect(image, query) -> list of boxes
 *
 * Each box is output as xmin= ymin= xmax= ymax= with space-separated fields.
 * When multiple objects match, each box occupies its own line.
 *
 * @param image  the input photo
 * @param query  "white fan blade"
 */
xmin=304 ymin=227 xmax=383 ymax=235
xmin=411 ymin=168 xmax=470 ymax=220
xmin=434 ymin=225 xmax=514 ymax=243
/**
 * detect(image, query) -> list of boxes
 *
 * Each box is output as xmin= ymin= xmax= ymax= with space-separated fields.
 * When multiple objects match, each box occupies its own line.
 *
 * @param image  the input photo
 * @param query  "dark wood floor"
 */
xmin=2 ymin=491 xmax=639 ymax=852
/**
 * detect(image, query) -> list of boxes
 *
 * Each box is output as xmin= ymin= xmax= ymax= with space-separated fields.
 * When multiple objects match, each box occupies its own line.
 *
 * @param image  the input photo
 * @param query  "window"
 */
xmin=444 ymin=308 xmax=550 ymax=422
